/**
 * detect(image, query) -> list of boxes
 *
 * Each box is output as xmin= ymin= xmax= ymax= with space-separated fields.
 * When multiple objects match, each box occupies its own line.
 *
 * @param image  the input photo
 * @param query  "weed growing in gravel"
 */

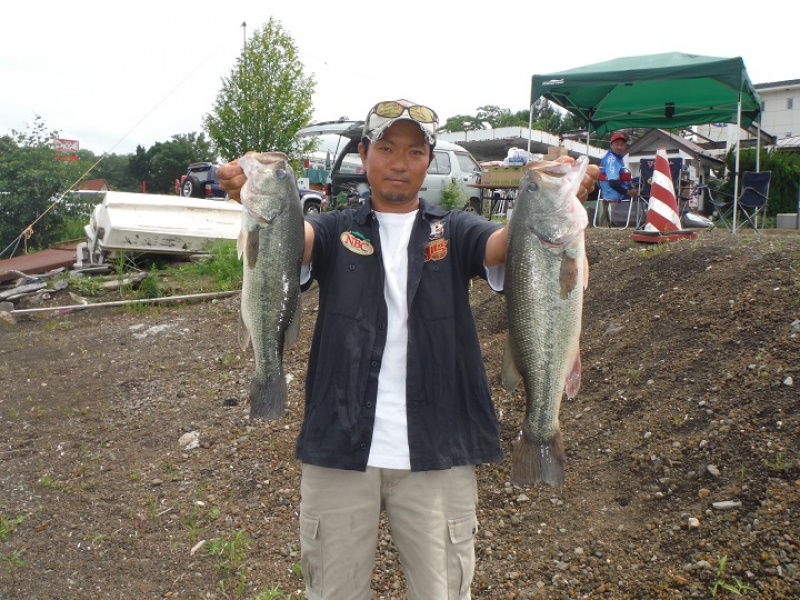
xmin=43 ymin=319 xmax=73 ymax=331
xmin=251 ymin=563 xmax=304 ymax=598
xmin=146 ymin=495 xmax=159 ymax=519
xmin=1 ymin=548 xmax=27 ymax=585
xmin=638 ymin=243 xmax=672 ymax=259
xmin=763 ymin=452 xmax=786 ymax=471
xmin=207 ymin=529 xmax=250 ymax=594
xmin=137 ymin=266 xmax=161 ymax=299
xmin=1 ymin=514 xmax=27 ymax=587
xmin=69 ymin=276 xmax=104 ymax=297
xmin=0 ymin=515 xmax=25 ymax=541
xmin=254 ymin=586 xmax=303 ymax=599
xmin=710 ymin=555 xmax=757 ymax=596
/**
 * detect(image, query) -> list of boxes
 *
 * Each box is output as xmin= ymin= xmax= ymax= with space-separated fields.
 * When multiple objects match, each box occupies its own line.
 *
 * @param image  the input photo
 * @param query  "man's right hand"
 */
xmin=218 ymin=160 xmax=246 ymax=203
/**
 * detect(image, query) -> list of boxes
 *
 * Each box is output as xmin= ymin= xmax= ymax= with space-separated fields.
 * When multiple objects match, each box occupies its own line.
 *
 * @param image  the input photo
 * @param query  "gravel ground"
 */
xmin=1 ymin=227 xmax=798 ymax=599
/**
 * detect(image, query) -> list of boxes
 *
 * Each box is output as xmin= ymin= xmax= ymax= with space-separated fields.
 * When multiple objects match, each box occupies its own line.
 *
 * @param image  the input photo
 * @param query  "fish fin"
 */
xmin=236 ymin=229 xmax=244 ymax=260
xmin=284 ymin=309 xmax=301 ymax=350
xmin=564 ymin=347 xmax=582 ymax=399
xmin=559 ymin=255 xmax=580 ymax=299
xmin=511 ymin=429 xmax=565 ymax=487
xmin=501 ymin=337 xmax=522 ymax=391
xmin=238 ymin=310 xmax=251 ymax=351
xmin=249 ymin=375 xmax=287 ymax=420
xmin=245 ymin=228 xmax=259 ymax=269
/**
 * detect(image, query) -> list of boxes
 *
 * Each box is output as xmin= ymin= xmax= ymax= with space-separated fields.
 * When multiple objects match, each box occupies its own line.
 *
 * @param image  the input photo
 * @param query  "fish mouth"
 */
xmin=247 ymin=151 xmax=290 ymax=168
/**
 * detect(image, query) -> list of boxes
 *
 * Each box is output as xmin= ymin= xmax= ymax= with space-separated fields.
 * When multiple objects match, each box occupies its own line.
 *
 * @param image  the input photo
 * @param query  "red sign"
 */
xmin=54 ymin=138 xmax=79 ymax=153
xmin=55 ymin=154 xmax=79 ymax=161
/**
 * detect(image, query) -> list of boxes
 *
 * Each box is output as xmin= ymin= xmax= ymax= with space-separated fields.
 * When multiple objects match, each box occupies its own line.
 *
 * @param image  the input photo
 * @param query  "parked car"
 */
xmin=297 ymin=120 xmax=485 ymax=214
xmin=179 ymin=162 xmax=227 ymax=199
xmin=298 ymin=187 xmax=324 ymax=215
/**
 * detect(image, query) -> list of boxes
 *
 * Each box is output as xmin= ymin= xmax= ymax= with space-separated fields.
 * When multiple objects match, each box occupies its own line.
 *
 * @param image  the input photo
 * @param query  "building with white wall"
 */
xmin=693 ymin=79 xmax=800 ymax=153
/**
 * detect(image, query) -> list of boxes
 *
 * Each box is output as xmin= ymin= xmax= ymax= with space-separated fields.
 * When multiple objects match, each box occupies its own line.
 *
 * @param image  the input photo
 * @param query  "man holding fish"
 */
xmin=219 ymin=98 xmax=598 ymax=600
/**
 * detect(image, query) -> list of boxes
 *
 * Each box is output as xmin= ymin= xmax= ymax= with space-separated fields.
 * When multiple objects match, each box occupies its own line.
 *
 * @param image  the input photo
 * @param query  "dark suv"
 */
xmin=180 ymin=162 xmax=227 ymax=199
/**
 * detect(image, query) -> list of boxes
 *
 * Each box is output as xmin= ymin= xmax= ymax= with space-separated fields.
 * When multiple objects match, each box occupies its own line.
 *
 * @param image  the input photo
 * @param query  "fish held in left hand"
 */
xmin=502 ymin=157 xmax=589 ymax=487
xmin=237 ymin=151 xmax=305 ymax=420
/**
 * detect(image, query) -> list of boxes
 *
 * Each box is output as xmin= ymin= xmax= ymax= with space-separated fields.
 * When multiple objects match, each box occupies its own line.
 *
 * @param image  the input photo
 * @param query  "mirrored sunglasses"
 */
xmin=371 ymin=101 xmax=438 ymax=124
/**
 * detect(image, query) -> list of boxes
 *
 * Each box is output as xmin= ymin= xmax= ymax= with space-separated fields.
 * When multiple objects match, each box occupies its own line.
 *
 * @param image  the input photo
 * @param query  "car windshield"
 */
xmin=428 ymin=150 xmax=451 ymax=175
xmin=455 ymin=152 xmax=481 ymax=173
xmin=338 ymin=152 xmax=365 ymax=175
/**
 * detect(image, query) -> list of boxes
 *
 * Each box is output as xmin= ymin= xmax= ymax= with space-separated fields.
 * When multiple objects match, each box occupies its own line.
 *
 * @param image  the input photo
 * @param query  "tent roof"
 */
xmin=531 ymin=52 xmax=762 ymax=136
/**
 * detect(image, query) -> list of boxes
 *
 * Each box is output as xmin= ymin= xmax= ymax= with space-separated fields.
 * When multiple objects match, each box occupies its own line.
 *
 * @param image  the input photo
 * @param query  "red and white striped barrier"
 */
xmin=631 ymin=148 xmax=697 ymax=243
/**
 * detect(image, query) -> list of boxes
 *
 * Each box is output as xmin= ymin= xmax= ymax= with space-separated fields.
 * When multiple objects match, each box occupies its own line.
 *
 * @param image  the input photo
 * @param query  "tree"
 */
xmin=148 ymin=133 xmax=215 ymax=194
xmin=0 ymin=116 xmax=84 ymax=254
xmin=204 ymin=18 xmax=316 ymax=163
xmin=90 ymin=152 xmax=141 ymax=192
xmin=440 ymin=114 xmax=483 ymax=133
xmin=437 ymin=100 xmax=584 ymax=135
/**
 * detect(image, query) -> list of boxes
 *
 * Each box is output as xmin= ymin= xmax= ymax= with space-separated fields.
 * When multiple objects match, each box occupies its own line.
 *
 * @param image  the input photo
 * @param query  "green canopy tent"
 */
xmin=530 ymin=52 xmax=763 ymax=230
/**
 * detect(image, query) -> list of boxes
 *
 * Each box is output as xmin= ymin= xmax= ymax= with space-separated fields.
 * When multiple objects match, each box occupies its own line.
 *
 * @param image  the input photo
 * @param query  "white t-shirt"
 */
xmin=367 ymin=210 xmax=418 ymax=469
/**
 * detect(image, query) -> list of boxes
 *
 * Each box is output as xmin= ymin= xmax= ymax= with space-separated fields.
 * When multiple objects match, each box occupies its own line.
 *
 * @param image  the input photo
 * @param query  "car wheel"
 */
xmin=181 ymin=177 xmax=201 ymax=198
xmin=304 ymin=199 xmax=322 ymax=215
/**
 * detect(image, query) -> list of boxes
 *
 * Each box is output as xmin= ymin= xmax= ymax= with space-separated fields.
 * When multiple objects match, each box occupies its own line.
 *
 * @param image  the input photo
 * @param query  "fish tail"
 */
xmin=511 ymin=430 xmax=565 ymax=487
xmin=248 ymin=374 xmax=287 ymax=420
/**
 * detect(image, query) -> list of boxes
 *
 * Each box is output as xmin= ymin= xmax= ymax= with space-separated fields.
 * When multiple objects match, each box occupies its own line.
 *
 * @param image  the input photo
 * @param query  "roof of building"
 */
xmin=627 ymin=129 xmax=725 ymax=166
xmin=755 ymin=79 xmax=800 ymax=90
xmin=80 ymin=179 xmax=111 ymax=191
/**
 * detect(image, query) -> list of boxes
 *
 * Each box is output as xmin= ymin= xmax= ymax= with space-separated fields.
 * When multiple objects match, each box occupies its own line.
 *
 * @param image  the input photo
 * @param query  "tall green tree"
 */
xmin=148 ymin=133 xmax=215 ymax=194
xmin=90 ymin=152 xmax=141 ymax=192
xmin=0 ymin=116 xmax=84 ymax=253
xmin=437 ymin=100 xmax=586 ymax=135
xmin=440 ymin=115 xmax=483 ymax=133
xmin=204 ymin=17 xmax=316 ymax=162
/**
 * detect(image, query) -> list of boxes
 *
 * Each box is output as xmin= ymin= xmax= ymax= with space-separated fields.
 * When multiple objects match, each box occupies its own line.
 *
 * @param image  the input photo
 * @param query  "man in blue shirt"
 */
xmin=598 ymin=132 xmax=639 ymax=227
xmin=218 ymin=100 xmax=598 ymax=599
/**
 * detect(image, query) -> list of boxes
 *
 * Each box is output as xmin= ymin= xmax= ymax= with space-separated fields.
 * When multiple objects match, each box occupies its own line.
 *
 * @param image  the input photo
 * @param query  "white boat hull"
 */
xmin=82 ymin=192 xmax=242 ymax=262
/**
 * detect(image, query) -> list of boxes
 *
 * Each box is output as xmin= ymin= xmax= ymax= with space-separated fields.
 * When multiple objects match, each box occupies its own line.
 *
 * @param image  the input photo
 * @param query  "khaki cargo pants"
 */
xmin=299 ymin=464 xmax=479 ymax=600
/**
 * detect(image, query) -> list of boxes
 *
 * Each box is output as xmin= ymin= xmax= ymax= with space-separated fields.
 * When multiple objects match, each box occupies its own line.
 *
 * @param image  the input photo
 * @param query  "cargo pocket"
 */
xmin=299 ymin=512 xmax=321 ymax=599
xmin=446 ymin=512 xmax=478 ymax=600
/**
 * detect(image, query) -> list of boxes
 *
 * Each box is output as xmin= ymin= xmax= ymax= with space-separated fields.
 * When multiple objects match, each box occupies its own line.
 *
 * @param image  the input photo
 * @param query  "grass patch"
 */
xmin=173 ymin=241 xmax=242 ymax=292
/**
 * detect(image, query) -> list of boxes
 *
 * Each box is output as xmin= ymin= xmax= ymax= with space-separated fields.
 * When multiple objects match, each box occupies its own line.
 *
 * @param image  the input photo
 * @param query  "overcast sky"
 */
xmin=1 ymin=0 xmax=791 ymax=158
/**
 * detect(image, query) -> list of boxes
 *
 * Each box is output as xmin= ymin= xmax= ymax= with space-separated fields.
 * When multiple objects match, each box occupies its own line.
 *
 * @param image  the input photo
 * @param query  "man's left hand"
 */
xmin=555 ymin=156 xmax=600 ymax=202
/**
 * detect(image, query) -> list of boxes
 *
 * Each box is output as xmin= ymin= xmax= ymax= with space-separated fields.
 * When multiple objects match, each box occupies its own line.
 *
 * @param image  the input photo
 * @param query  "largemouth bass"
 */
xmin=237 ymin=151 xmax=304 ymax=419
xmin=502 ymin=157 xmax=589 ymax=486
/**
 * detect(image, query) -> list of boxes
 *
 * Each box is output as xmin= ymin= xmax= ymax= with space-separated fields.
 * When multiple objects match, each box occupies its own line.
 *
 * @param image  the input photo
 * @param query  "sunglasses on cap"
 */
xmin=370 ymin=101 xmax=439 ymax=124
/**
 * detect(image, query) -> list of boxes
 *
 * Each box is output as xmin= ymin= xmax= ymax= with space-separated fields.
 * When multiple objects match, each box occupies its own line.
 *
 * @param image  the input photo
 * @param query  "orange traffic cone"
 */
xmin=631 ymin=148 xmax=697 ymax=243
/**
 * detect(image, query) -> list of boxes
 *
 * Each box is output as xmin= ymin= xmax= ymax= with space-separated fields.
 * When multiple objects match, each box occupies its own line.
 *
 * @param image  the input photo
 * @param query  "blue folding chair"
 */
xmin=736 ymin=171 xmax=771 ymax=231
xmin=705 ymin=182 xmax=735 ymax=231
xmin=704 ymin=172 xmax=771 ymax=232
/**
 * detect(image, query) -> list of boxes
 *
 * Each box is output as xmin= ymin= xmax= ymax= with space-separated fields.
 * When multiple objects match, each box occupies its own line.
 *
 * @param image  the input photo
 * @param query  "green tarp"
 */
xmin=531 ymin=52 xmax=761 ymax=136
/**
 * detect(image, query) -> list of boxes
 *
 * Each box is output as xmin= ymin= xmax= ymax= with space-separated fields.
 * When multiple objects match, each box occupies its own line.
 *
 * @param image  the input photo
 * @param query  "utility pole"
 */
xmin=241 ymin=21 xmax=246 ymax=49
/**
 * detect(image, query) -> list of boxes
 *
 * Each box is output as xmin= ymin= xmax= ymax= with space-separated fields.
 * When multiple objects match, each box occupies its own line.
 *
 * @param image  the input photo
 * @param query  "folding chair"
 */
xmin=703 ymin=172 xmax=771 ymax=232
xmin=736 ymin=171 xmax=771 ymax=231
xmin=592 ymin=188 xmax=640 ymax=229
xmin=704 ymin=181 xmax=735 ymax=231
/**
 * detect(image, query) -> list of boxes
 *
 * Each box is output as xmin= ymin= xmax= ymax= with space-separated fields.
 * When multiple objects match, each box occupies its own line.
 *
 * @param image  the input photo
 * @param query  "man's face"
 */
xmin=359 ymin=120 xmax=431 ymax=212
xmin=610 ymin=138 xmax=628 ymax=155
